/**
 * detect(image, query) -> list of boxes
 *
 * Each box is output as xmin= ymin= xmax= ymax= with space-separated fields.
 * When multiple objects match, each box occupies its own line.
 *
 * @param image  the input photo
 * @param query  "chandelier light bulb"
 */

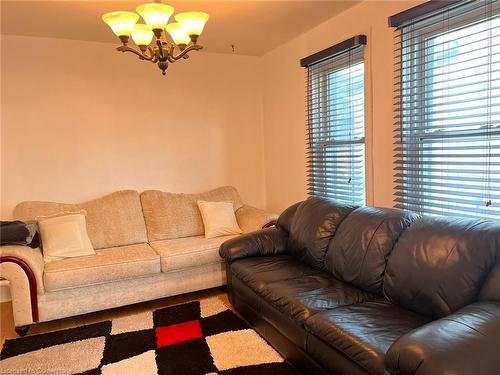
xmin=174 ymin=12 xmax=209 ymax=38
xmin=131 ymin=24 xmax=155 ymax=47
xmin=102 ymin=11 xmax=140 ymax=37
xmin=165 ymin=23 xmax=191 ymax=47
xmin=136 ymin=3 xmax=174 ymax=29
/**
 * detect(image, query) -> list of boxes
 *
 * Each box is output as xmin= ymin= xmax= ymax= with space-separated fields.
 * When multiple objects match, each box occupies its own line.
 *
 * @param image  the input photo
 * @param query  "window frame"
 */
xmin=396 ymin=0 xmax=500 ymax=218
xmin=306 ymin=49 xmax=367 ymax=205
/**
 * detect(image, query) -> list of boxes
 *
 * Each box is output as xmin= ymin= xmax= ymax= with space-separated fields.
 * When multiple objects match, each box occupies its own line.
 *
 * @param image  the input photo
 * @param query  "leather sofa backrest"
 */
xmin=325 ymin=207 xmax=419 ymax=295
xmin=479 ymin=262 xmax=500 ymax=302
xmin=276 ymin=201 xmax=301 ymax=233
xmin=384 ymin=216 xmax=500 ymax=318
xmin=286 ymin=197 xmax=357 ymax=270
xmin=14 ymin=190 xmax=148 ymax=250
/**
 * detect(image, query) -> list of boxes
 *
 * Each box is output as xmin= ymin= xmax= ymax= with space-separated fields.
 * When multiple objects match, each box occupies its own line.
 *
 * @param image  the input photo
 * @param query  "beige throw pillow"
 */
xmin=36 ymin=210 xmax=95 ymax=263
xmin=197 ymin=200 xmax=242 ymax=239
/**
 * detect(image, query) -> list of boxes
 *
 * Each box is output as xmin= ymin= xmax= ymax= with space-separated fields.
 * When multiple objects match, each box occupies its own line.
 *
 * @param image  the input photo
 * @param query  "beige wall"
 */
xmin=0 ymin=2 xmax=424 ymax=302
xmin=1 ymin=1 xmax=425 ymax=218
xmin=1 ymin=36 xmax=266 ymax=218
xmin=261 ymin=0 xmax=423 ymax=212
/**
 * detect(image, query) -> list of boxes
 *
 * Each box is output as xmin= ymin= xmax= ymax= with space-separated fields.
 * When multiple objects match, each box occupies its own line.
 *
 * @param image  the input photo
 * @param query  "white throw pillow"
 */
xmin=36 ymin=210 xmax=95 ymax=263
xmin=197 ymin=200 xmax=242 ymax=239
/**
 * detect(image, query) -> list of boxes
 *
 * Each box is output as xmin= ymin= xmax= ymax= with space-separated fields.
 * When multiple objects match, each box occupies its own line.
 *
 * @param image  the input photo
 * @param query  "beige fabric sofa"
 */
xmin=0 ymin=186 xmax=277 ymax=334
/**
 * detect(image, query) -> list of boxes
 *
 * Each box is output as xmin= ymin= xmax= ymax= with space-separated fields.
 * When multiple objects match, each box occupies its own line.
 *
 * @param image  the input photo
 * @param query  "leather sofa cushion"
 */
xmin=140 ymin=186 xmax=243 ymax=241
xmin=231 ymin=256 xmax=378 ymax=325
xmin=230 ymin=255 xmax=322 ymax=294
xmin=229 ymin=270 xmax=371 ymax=375
xmin=326 ymin=207 xmax=419 ymax=295
xmin=304 ymin=300 xmax=430 ymax=375
xmin=385 ymin=301 xmax=500 ymax=375
xmin=306 ymin=332 xmax=368 ymax=375
xmin=230 ymin=275 xmax=310 ymax=350
xmin=261 ymin=274 xmax=379 ymax=324
xmin=384 ymin=217 xmax=500 ymax=318
xmin=288 ymin=197 xmax=357 ymax=270
xmin=150 ymin=235 xmax=237 ymax=272
xmin=14 ymin=190 xmax=148 ymax=250
xmin=44 ymin=243 xmax=160 ymax=291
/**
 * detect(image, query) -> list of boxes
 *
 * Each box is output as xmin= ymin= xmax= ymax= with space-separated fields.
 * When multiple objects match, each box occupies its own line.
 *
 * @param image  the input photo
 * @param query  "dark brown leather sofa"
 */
xmin=219 ymin=197 xmax=500 ymax=375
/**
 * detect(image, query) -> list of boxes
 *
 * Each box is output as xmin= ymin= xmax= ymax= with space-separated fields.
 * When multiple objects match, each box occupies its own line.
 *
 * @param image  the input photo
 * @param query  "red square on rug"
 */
xmin=156 ymin=320 xmax=202 ymax=348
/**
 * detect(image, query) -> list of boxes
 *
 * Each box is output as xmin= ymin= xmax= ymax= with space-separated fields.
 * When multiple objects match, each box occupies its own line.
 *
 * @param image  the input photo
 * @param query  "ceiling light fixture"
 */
xmin=102 ymin=2 xmax=209 ymax=75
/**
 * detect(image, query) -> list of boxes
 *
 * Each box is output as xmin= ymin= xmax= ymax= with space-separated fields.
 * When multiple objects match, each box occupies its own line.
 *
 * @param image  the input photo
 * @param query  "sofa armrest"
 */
xmin=235 ymin=205 xmax=279 ymax=233
xmin=219 ymin=227 xmax=288 ymax=264
xmin=0 ymin=245 xmax=44 ymax=293
xmin=386 ymin=301 xmax=500 ymax=375
xmin=0 ymin=245 xmax=44 ymax=325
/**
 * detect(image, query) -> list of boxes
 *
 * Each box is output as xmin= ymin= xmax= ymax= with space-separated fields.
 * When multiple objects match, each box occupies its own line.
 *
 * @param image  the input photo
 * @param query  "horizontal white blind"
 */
xmin=306 ymin=44 xmax=366 ymax=205
xmin=394 ymin=0 xmax=500 ymax=219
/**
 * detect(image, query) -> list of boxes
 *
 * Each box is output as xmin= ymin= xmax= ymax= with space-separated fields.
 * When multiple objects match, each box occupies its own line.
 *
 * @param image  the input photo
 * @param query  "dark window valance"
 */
xmin=300 ymin=35 xmax=367 ymax=68
xmin=389 ymin=0 xmax=463 ymax=27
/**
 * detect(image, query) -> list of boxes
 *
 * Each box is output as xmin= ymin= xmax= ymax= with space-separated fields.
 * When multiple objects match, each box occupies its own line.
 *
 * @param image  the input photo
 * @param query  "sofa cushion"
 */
xmin=230 ymin=255 xmax=322 ymax=294
xmin=43 ymin=243 xmax=160 ymax=291
xmin=325 ymin=207 xmax=419 ymax=295
xmin=261 ymin=274 xmax=379 ymax=324
xmin=14 ymin=190 xmax=147 ymax=250
xmin=36 ymin=211 xmax=95 ymax=263
xmin=141 ymin=186 xmax=244 ymax=241
xmin=384 ymin=217 xmax=500 ymax=318
xmin=150 ymin=235 xmax=238 ymax=272
xmin=288 ymin=197 xmax=357 ymax=270
xmin=197 ymin=200 xmax=242 ymax=238
xmin=304 ymin=300 xmax=430 ymax=375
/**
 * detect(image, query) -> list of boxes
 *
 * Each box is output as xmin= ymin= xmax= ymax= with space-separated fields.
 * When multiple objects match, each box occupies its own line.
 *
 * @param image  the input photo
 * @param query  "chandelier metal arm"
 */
xmin=168 ymin=44 xmax=203 ymax=62
xmin=156 ymin=39 xmax=165 ymax=59
xmin=116 ymin=45 xmax=156 ymax=61
xmin=103 ymin=5 xmax=210 ymax=75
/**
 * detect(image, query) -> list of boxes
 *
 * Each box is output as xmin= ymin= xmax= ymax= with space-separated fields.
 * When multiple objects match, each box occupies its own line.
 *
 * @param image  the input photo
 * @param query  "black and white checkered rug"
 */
xmin=0 ymin=297 xmax=299 ymax=374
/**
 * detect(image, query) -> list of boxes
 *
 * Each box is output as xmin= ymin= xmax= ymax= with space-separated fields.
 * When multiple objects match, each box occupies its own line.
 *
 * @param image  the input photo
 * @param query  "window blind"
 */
xmin=302 ymin=36 xmax=367 ymax=205
xmin=393 ymin=0 xmax=500 ymax=219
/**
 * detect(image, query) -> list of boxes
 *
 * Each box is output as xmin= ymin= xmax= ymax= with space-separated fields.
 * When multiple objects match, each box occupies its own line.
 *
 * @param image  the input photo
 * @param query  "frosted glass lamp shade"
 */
xmin=102 ymin=11 xmax=139 ymax=37
xmin=165 ymin=23 xmax=191 ymax=46
xmin=174 ymin=12 xmax=209 ymax=37
xmin=131 ymin=24 xmax=154 ymax=46
xmin=136 ymin=3 xmax=174 ymax=28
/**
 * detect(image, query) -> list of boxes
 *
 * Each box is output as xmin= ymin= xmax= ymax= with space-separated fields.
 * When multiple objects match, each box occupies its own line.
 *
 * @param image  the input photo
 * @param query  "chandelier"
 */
xmin=102 ymin=3 xmax=209 ymax=75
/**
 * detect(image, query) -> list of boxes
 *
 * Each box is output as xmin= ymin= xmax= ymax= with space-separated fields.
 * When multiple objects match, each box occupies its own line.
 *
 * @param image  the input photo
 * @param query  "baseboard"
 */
xmin=0 ymin=281 xmax=12 ymax=302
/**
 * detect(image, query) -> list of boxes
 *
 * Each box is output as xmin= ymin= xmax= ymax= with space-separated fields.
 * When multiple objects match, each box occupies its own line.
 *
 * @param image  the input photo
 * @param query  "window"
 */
xmin=393 ymin=0 xmax=500 ymax=219
xmin=301 ymin=36 xmax=367 ymax=205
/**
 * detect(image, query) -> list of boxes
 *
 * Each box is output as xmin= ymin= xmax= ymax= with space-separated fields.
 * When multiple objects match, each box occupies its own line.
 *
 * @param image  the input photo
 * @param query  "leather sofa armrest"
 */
xmin=219 ymin=227 xmax=288 ymax=264
xmin=235 ymin=205 xmax=279 ymax=233
xmin=386 ymin=301 xmax=500 ymax=375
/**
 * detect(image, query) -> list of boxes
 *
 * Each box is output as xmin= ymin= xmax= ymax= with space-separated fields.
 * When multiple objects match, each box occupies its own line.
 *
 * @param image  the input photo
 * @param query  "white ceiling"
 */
xmin=1 ymin=1 xmax=360 ymax=56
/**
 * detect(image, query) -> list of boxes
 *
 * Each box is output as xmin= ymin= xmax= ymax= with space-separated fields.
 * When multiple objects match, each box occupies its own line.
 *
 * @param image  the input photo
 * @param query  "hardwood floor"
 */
xmin=0 ymin=287 xmax=228 ymax=349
